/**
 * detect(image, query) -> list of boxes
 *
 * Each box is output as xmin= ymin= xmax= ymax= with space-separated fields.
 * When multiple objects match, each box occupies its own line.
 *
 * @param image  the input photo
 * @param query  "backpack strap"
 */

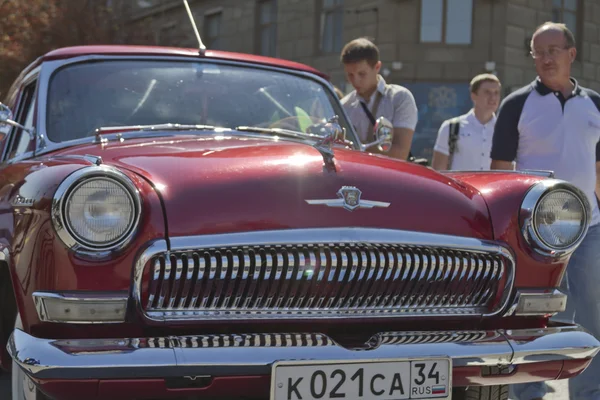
xmin=447 ymin=117 xmax=461 ymax=169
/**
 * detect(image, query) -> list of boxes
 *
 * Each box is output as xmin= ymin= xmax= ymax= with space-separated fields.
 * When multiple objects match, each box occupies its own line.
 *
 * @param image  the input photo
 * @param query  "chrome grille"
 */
xmin=142 ymin=331 xmax=491 ymax=349
xmin=51 ymin=331 xmax=498 ymax=353
xmin=376 ymin=331 xmax=491 ymax=346
xmin=140 ymin=239 xmax=511 ymax=320
xmin=145 ymin=333 xmax=335 ymax=349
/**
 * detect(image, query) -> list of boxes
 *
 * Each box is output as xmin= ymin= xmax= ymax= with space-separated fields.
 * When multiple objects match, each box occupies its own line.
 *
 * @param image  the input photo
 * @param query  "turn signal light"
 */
xmin=33 ymin=292 xmax=128 ymax=323
xmin=514 ymin=291 xmax=567 ymax=317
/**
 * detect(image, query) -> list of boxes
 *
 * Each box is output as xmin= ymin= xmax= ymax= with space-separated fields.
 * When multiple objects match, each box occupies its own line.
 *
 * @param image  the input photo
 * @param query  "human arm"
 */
xmin=491 ymin=160 xmax=515 ymax=170
xmin=596 ymin=142 xmax=600 ymax=200
xmin=431 ymin=120 xmax=451 ymax=170
xmin=431 ymin=152 xmax=450 ymax=170
xmin=596 ymin=160 xmax=600 ymax=199
xmin=389 ymin=89 xmax=418 ymax=160
xmin=389 ymin=128 xmax=414 ymax=160
xmin=490 ymin=89 xmax=527 ymax=170
xmin=587 ymin=90 xmax=600 ymax=201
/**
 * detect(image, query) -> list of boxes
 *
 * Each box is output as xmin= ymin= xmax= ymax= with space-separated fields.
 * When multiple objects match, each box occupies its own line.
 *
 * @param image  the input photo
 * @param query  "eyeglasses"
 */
xmin=530 ymin=46 xmax=571 ymax=59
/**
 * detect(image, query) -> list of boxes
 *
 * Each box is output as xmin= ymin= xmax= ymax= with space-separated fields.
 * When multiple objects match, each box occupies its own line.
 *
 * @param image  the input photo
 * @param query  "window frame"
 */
xmin=255 ymin=0 xmax=278 ymax=57
xmin=551 ymin=0 xmax=583 ymax=61
xmin=203 ymin=8 xmax=223 ymax=50
xmin=157 ymin=21 xmax=178 ymax=46
xmin=317 ymin=0 xmax=344 ymax=55
xmin=418 ymin=0 xmax=475 ymax=46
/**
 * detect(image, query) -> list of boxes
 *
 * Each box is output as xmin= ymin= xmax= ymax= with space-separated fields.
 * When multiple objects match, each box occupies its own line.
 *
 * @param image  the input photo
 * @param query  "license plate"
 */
xmin=271 ymin=358 xmax=451 ymax=400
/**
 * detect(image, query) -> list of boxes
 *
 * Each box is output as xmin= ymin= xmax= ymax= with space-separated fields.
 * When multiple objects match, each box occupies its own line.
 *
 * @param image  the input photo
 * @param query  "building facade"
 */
xmin=122 ymin=0 xmax=600 ymax=159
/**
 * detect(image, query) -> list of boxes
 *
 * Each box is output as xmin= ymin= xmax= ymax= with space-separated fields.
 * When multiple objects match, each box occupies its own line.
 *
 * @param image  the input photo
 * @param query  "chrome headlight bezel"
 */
xmin=520 ymin=179 xmax=591 ymax=258
xmin=52 ymin=165 xmax=142 ymax=256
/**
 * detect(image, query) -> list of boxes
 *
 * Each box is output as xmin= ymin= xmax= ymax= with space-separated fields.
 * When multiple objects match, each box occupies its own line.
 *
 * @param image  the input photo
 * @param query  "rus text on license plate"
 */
xmin=271 ymin=358 xmax=451 ymax=400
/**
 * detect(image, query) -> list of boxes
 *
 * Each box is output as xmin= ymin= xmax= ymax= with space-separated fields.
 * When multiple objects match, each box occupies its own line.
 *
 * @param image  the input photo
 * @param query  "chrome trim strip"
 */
xmin=49 ymin=154 xmax=103 ymax=166
xmin=520 ymin=179 xmax=591 ymax=259
xmin=444 ymin=170 xmax=555 ymax=178
xmin=32 ymin=291 xmax=128 ymax=324
xmin=8 ymin=326 xmax=599 ymax=380
xmin=133 ymin=228 xmax=516 ymax=321
xmin=33 ymin=54 xmax=360 ymax=157
xmin=51 ymin=165 xmax=142 ymax=259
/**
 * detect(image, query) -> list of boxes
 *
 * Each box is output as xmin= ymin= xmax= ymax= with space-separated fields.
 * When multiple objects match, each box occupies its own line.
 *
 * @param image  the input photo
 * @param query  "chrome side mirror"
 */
xmin=0 ymin=102 xmax=35 ymax=139
xmin=0 ymin=103 xmax=14 ymax=122
xmin=360 ymin=116 xmax=393 ymax=152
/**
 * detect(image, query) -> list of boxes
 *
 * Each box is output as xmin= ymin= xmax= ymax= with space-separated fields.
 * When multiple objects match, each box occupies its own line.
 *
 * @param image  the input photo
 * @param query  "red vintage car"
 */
xmin=0 ymin=44 xmax=598 ymax=400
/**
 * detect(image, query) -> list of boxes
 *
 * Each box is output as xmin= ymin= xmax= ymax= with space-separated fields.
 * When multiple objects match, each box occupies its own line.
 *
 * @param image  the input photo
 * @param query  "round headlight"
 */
xmin=521 ymin=179 xmax=590 ymax=257
xmin=53 ymin=166 xmax=141 ymax=253
xmin=534 ymin=189 xmax=586 ymax=249
xmin=65 ymin=178 xmax=136 ymax=247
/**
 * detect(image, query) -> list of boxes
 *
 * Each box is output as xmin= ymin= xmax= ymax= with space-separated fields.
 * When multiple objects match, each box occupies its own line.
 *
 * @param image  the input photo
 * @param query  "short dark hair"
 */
xmin=531 ymin=22 xmax=576 ymax=49
xmin=470 ymin=73 xmax=501 ymax=93
xmin=340 ymin=38 xmax=380 ymax=66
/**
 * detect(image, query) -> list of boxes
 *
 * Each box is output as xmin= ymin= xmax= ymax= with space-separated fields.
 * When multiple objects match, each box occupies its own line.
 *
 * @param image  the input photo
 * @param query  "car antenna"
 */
xmin=183 ymin=0 xmax=206 ymax=54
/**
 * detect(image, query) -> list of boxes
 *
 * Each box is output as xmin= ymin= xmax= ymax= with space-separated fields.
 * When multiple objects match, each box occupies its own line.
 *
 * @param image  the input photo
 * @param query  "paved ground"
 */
xmin=0 ymin=370 xmax=569 ymax=399
xmin=537 ymin=380 xmax=568 ymax=399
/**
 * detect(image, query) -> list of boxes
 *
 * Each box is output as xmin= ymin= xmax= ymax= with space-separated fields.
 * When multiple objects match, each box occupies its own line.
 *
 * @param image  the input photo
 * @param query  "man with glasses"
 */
xmin=491 ymin=22 xmax=600 ymax=400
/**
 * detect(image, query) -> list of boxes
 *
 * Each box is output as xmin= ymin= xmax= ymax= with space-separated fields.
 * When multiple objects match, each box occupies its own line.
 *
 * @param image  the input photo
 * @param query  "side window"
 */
xmin=6 ymin=82 xmax=36 ymax=160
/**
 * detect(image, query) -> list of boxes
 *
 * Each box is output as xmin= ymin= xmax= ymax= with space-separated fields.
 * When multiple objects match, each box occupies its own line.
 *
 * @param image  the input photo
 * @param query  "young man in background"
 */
xmin=431 ymin=74 xmax=501 ymax=171
xmin=340 ymin=38 xmax=418 ymax=161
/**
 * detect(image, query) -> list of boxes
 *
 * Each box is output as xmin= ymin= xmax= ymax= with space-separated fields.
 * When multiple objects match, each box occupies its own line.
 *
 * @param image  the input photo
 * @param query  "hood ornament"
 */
xmin=305 ymin=186 xmax=390 ymax=212
xmin=310 ymin=115 xmax=348 ymax=171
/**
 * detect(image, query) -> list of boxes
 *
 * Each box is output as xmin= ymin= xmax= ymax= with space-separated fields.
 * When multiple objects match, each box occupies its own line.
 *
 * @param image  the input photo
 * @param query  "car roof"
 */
xmin=28 ymin=45 xmax=329 ymax=80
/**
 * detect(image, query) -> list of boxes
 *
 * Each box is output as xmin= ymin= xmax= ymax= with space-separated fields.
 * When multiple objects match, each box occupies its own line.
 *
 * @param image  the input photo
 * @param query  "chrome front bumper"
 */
xmin=8 ymin=325 xmax=600 ymax=380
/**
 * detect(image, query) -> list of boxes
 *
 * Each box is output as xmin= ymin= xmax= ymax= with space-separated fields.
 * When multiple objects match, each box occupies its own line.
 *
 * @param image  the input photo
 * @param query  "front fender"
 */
xmin=0 ymin=159 xmax=166 ymax=344
xmin=446 ymin=171 xmax=567 ymax=289
xmin=0 ymin=245 xmax=15 ymax=371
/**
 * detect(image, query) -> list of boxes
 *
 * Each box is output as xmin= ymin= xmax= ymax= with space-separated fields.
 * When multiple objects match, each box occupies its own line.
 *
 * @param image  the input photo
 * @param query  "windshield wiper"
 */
xmin=91 ymin=123 xmax=219 ymax=137
xmin=234 ymin=126 xmax=324 ymax=141
xmin=88 ymin=123 xmax=224 ymax=143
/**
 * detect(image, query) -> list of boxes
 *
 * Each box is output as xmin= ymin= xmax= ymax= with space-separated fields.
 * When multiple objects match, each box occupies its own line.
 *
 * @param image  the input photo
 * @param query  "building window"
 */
xmin=320 ymin=0 xmax=344 ymax=53
xmin=420 ymin=0 xmax=473 ymax=45
xmin=552 ymin=0 xmax=579 ymax=40
xmin=257 ymin=0 xmax=277 ymax=57
xmin=157 ymin=22 xmax=177 ymax=46
xmin=204 ymin=11 xmax=222 ymax=50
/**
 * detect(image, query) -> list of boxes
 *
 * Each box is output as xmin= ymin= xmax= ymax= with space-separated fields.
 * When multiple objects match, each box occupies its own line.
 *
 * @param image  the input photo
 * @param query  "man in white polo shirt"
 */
xmin=431 ymin=73 xmax=501 ymax=170
xmin=491 ymin=22 xmax=600 ymax=400
xmin=340 ymin=38 xmax=418 ymax=161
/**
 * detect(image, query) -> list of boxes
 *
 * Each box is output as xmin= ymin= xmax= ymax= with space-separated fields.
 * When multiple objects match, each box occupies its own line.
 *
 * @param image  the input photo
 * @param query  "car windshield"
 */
xmin=45 ymin=60 xmax=353 ymax=143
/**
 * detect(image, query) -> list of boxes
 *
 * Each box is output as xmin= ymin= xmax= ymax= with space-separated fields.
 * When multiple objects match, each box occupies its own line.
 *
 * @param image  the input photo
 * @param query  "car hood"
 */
xmin=52 ymin=134 xmax=493 ymax=239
